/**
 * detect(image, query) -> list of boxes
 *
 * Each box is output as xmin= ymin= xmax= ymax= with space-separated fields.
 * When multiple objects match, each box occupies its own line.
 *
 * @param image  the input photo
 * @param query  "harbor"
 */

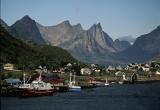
xmin=1 ymin=71 xmax=160 ymax=97
xmin=1 ymin=63 xmax=160 ymax=110
xmin=1 ymin=0 xmax=160 ymax=110
xmin=1 ymin=62 xmax=160 ymax=97
xmin=1 ymin=82 xmax=160 ymax=110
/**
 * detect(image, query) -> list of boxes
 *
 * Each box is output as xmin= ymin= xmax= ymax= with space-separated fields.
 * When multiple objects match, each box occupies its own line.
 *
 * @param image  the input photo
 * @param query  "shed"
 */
xmin=4 ymin=78 xmax=21 ymax=87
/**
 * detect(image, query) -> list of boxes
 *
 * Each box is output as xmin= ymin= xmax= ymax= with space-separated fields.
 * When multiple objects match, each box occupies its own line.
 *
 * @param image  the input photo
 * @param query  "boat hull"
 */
xmin=18 ymin=88 xmax=53 ymax=97
xmin=68 ymin=86 xmax=81 ymax=92
xmin=104 ymin=83 xmax=109 ymax=87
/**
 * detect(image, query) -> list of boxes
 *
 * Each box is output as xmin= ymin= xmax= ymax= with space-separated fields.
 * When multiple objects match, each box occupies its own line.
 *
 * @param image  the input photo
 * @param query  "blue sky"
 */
xmin=1 ymin=0 xmax=160 ymax=39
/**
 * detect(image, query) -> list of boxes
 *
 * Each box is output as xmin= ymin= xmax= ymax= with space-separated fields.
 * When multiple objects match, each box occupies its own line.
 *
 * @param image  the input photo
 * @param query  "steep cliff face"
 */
xmin=37 ymin=21 xmax=117 ymax=63
xmin=86 ymin=23 xmax=116 ymax=52
xmin=10 ymin=15 xmax=45 ymax=44
xmin=37 ymin=20 xmax=83 ymax=46
xmin=2 ymin=15 xmax=159 ymax=65
xmin=57 ymin=23 xmax=117 ymax=62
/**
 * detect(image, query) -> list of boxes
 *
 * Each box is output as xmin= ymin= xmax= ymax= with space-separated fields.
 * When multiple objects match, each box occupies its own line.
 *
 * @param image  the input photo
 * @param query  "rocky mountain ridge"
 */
xmin=1 ymin=15 xmax=159 ymax=65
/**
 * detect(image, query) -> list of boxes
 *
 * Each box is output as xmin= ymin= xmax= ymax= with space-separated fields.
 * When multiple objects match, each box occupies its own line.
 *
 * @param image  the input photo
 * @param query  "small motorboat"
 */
xmin=68 ymin=72 xmax=81 ymax=92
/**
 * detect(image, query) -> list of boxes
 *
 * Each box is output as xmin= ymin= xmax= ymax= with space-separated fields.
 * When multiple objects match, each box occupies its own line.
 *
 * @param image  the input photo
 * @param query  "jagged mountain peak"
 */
xmin=82 ymin=22 xmax=116 ymax=52
xmin=22 ymin=15 xmax=31 ymax=19
xmin=12 ymin=15 xmax=36 ymax=27
xmin=75 ymin=23 xmax=82 ymax=27
xmin=57 ymin=20 xmax=71 ymax=27
xmin=20 ymin=15 xmax=34 ymax=23
xmin=89 ymin=23 xmax=103 ymax=32
xmin=73 ymin=23 xmax=83 ymax=31
xmin=97 ymin=22 xmax=102 ymax=28
xmin=10 ymin=15 xmax=45 ymax=44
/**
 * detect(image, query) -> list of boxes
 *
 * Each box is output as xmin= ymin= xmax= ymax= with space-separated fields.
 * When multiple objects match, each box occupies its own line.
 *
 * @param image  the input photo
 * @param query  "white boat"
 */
xmin=118 ymin=81 xmax=124 ymax=85
xmin=18 ymin=72 xmax=53 ymax=97
xmin=68 ymin=85 xmax=81 ymax=92
xmin=68 ymin=72 xmax=81 ymax=92
xmin=104 ymin=79 xmax=109 ymax=86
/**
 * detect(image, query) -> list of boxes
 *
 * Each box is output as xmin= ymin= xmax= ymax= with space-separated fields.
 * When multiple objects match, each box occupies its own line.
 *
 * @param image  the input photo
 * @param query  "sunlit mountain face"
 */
xmin=1 ymin=16 xmax=160 ymax=66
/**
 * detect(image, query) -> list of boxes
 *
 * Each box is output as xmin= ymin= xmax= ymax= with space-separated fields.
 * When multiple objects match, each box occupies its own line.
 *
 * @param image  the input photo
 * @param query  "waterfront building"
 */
xmin=3 ymin=63 xmax=14 ymax=70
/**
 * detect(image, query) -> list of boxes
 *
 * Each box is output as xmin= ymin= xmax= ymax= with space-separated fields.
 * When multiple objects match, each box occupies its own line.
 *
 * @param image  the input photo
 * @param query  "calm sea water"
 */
xmin=1 ymin=83 xmax=160 ymax=110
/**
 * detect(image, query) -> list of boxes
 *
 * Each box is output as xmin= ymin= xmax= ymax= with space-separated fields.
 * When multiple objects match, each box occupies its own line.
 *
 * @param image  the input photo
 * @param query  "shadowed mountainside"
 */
xmin=0 ymin=24 xmax=78 ymax=69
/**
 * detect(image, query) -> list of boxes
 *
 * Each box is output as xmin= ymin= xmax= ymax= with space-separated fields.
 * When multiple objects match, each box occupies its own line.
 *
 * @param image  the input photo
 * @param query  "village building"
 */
xmin=52 ymin=67 xmax=65 ymax=74
xmin=3 ymin=63 xmax=14 ymax=70
xmin=141 ymin=67 xmax=150 ymax=72
xmin=155 ymin=70 xmax=160 ymax=75
xmin=67 ymin=63 xmax=72 ymax=67
xmin=91 ymin=64 xmax=98 ymax=68
xmin=116 ymin=66 xmax=122 ymax=71
xmin=106 ymin=66 xmax=115 ymax=71
xmin=80 ymin=68 xmax=91 ymax=75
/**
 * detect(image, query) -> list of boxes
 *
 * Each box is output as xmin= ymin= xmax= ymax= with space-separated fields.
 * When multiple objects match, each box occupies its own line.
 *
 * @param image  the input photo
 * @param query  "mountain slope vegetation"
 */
xmin=0 ymin=25 xmax=78 ymax=69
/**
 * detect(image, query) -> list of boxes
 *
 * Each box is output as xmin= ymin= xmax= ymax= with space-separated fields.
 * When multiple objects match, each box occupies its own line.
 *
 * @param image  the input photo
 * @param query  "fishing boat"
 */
xmin=68 ymin=72 xmax=81 ymax=92
xmin=18 ymin=72 xmax=53 ymax=97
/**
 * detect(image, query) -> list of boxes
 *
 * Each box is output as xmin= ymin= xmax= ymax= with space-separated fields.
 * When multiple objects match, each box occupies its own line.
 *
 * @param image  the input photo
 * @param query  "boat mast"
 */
xmin=23 ymin=73 xmax=25 ymax=85
xmin=38 ymin=65 xmax=42 ymax=81
xmin=39 ymin=70 xmax=42 ymax=81
xmin=73 ymin=72 xmax=76 ymax=85
xmin=69 ymin=72 xmax=72 ymax=85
